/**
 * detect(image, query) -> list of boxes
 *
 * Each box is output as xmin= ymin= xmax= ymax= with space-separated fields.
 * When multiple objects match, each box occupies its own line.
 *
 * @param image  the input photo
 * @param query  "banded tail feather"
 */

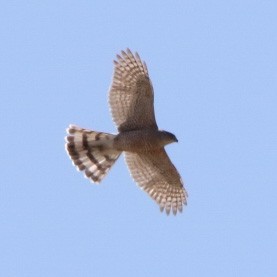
xmin=65 ymin=125 xmax=121 ymax=183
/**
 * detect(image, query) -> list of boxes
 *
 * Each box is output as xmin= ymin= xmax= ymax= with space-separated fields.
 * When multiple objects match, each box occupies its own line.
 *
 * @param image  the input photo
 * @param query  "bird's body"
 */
xmin=114 ymin=129 xmax=176 ymax=152
xmin=65 ymin=49 xmax=188 ymax=215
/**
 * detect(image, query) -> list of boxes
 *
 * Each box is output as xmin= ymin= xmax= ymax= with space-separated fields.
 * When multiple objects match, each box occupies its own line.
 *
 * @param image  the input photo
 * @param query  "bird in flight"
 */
xmin=65 ymin=49 xmax=188 ymax=215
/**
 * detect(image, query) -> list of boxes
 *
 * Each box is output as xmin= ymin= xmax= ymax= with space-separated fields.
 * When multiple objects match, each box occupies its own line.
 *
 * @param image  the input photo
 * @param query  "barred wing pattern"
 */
xmin=125 ymin=149 xmax=188 ymax=215
xmin=65 ymin=125 xmax=121 ymax=183
xmin=109 ymin=49 xmax=158 ymax=132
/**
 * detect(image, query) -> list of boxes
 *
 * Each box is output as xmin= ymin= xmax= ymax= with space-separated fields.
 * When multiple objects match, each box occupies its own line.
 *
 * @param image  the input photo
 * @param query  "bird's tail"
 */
xmin=65 ymin=125 xmax=121 ymax=183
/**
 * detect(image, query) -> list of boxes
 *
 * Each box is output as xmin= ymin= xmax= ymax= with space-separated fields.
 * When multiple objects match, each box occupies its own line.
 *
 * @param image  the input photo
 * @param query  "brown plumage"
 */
xmin=65 ymin=49 xmax=188 ymax=215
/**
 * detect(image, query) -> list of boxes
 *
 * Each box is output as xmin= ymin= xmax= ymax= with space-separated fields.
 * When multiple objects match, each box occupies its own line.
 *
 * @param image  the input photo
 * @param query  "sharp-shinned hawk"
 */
xmin=65 ymin=49 xmax=188 ymax=215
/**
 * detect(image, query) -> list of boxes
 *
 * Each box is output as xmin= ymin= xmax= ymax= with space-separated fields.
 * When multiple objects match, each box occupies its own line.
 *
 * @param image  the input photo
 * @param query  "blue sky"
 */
xmin=1 ymin=1 xmax=277 ymax=276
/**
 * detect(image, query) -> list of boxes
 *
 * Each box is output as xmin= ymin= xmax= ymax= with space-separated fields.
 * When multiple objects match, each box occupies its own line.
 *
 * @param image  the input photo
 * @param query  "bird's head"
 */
xmin=160 ymin=130 xmax=178 ymax=146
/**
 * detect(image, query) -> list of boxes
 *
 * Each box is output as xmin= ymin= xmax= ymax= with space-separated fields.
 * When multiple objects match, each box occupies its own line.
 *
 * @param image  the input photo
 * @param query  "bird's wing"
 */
xmin=125 ymin=149 xmax=187 ymax=215
xmin=109 ymin=49 xmax=158 ymax=132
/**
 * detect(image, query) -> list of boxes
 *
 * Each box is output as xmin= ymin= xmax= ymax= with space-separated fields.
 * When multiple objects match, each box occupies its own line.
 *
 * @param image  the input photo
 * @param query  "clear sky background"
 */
xmin=1 ymin=1 xmax=277 ymax=276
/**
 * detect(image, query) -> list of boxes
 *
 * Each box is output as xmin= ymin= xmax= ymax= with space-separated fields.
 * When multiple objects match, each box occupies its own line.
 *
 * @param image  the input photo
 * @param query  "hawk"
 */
xmin=65 ymin=49 xmax=188 ymax=215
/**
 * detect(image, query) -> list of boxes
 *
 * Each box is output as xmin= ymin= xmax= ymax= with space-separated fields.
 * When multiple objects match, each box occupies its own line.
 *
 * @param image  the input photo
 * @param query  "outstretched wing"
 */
xmin=125 ymin=149 xmax=188 ymax=215
xmin=109 ymin=49 xmax=158 ymax=132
